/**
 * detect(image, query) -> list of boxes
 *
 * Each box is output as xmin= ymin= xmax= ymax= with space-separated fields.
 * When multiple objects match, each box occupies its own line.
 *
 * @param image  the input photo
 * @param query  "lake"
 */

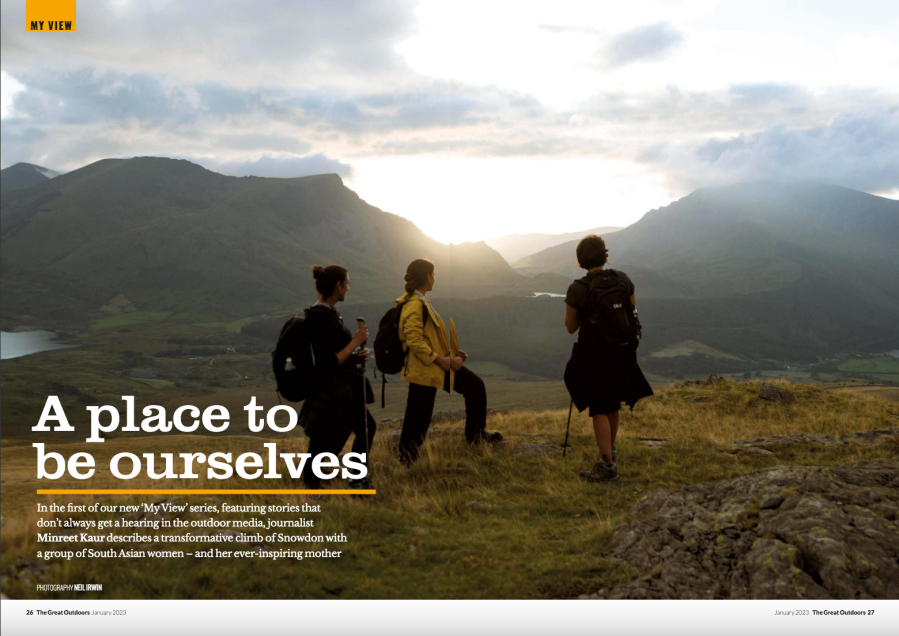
xmin=533 ymin=292 xmax=565 ymax=298
xmin=1 ymin=330 xmax=79 ymax=360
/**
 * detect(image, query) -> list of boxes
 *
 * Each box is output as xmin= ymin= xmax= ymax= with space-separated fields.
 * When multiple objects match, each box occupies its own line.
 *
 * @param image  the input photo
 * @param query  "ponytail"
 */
xmin=403 ymin=258 xmax=434 ymax=298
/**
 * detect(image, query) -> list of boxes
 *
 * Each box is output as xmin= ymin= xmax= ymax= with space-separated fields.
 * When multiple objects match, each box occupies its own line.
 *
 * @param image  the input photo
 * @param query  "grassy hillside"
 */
xmin=1 ymin=380 xmax=895 ymax=599
xmin=0 ymin=157 xmax=540 ymax=326
xmin=514 ymin=182 xmax=899 ymax=303
xmin=510 ymin=182 xmax=899 ymax=364
xmin=0 ymin=163 xmax=55 ymax=194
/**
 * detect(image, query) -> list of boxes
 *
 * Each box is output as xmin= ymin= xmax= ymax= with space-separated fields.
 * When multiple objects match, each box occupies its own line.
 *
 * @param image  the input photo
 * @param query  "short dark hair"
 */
xmin=311 ymin=264 xmax=348 ymax=297
xmin=576 ymin=234 xmax=609 ymax=269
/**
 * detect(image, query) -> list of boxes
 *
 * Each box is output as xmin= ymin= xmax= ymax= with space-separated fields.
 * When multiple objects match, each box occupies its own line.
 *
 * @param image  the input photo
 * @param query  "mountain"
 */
xmin=0 ymin=162 xmax=61 ymax=195
xmin=505 ymin=182 xmax=899 ymax=369
xmin=487 ymin=226 xmax=622 ymax=264
xmin=0 ymin=157 xmax=542 ymax=325
xmin=513 ymin=182 xmax=899 ymax=304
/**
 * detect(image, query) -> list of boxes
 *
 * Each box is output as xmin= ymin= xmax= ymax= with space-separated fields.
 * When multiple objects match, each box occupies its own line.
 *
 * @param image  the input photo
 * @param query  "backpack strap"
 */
xmin=381 ymin=374 xmax=387 ymax=409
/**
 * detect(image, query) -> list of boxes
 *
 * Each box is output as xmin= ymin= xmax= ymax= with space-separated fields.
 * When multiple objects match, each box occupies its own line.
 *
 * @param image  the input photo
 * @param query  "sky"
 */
xmin=2 ymin=0 xmax=898 ymax=243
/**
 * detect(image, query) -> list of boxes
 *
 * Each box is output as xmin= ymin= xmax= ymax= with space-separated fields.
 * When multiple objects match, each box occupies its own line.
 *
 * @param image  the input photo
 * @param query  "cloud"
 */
xmin=197 ymin=153 xmax=353 ymax=179
xmin=0 ymin=1 xmax=417 ymax=87
xmin=0 ymin=66 xmax=557 ymax=169
xmin=601 ymin=22 xmax=683 ymax=68
xmin=661 ymin=109 xmax=899 ymax=193
xmin=538 ymin=24 xmax=601 ymax=35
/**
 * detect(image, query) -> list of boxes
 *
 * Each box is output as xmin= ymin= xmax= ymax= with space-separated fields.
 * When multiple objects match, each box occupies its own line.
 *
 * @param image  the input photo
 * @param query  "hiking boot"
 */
xmin=579 ymin=461 xmax=619 ymax=482
xmin=348 ymin=476 xmax=372 ymax=499
xmin=347 ymin=477 xmax=371 ymax=490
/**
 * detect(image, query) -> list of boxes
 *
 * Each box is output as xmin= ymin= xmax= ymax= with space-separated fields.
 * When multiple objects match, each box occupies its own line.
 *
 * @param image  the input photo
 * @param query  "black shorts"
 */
xmin=588 ymin=400 xmax=621 ymax=417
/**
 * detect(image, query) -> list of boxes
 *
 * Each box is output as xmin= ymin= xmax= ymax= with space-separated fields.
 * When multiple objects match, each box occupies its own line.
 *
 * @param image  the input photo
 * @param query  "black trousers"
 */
xmin=303 ymin=409 xmax=377 ymax=488
xmin=399 ymin=366 xmax=487 ymax=465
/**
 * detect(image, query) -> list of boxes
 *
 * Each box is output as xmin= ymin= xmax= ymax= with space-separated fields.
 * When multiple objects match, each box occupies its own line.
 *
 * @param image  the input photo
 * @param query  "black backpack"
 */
xmin=579 ymin=270 xmax=642 ymax=347
xmin=373 ymin=299 xmax=428 ymax=407
xmin=271 ymin=312 xmax=315 ymax=402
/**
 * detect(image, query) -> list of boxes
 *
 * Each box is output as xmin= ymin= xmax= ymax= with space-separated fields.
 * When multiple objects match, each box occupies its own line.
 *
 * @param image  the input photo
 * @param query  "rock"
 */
xmin=466 ymin=501 xmax=488 ymax=512
xmin=759 ymin=383 xmax=796 ymax=404
xmin=513 ymin=442 xmax=566 ymax=457
xmin=586 ymin=462 xmax=899 ymax=599
xmin=723 ymin=433 xmax=839 ymax=455
xmin=722 ymin=445 xmax=775 ymax=457
xmin=637 ymin=438 xmax=669 ymax=449
xmin=680 ymin=374 xmax=727 ymax=388
xmin=841 ymin=428 xmax=899 ymax=446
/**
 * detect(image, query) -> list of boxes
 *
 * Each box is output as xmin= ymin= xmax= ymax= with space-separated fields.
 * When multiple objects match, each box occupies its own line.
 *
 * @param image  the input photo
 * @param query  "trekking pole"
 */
xmin=356 ymin=318 xmax=371 ymax=482
xmin=562 ymin=399 xmax=573 ymax=457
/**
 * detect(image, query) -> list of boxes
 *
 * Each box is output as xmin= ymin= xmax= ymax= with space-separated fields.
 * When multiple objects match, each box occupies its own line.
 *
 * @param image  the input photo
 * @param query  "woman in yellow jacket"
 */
xmin=396 ymin=258 xmax=503 ymax=465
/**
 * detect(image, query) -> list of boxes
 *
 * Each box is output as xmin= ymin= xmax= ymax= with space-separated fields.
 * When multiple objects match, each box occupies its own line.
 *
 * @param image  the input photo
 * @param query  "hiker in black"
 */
xmin=563 ymin=235 xmax=653 ymax=481
xmin=299 ymin=265 xmax=377 ymax=490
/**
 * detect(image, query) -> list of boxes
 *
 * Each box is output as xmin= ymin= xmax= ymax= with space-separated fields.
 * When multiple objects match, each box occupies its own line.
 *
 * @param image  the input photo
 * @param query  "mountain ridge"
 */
xmin=0 ymin=162 xmax=61 ymax=194
xmin=1 ymin=156 xmax=543 ymax=325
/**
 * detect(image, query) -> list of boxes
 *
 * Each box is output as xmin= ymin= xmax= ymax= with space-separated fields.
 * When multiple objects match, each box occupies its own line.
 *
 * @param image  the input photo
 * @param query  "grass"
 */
xmin=462 ymin=360 xmax=550 ymax=381
xmin=838 ymin=357 xmax=899 ymax=382
xmin=89 ymin=312 xmax=173 ymax=332
xmin=650 ymin=339 xmax=742 ymax=360
xmin=193 ymin=317 xmax=260 ymax=332
xmin=1 ymin=379 xmax=896 ymax=599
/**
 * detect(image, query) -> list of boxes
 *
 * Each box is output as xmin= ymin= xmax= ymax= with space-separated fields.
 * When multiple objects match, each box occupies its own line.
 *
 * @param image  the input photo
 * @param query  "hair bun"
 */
xmin=312 ymin=265 xmax=324 ymax=279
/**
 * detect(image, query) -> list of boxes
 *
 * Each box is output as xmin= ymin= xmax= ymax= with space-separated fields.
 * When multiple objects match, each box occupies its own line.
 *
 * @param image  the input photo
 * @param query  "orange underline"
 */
xmin=36 ymin=489 xmax=376 ymax=496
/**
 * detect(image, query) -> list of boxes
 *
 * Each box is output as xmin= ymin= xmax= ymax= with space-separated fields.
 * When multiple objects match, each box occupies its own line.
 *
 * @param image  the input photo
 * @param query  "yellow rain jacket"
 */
xmin=396 ymin=293 xmax=454 ymax=390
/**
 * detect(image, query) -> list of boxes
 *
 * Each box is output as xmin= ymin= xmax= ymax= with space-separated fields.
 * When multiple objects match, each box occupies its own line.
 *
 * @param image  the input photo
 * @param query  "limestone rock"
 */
xmin=724 ymin=433 xmax=839 ymax=455
xmin=637 ymin=438 xmax=669 ymax=449
xmin=759 ymin=383 xmax=796 ymax=404
xmin=586 ymin=462 xmax=899 ymax=599
xmin=841 ymin=428 xmax=899 ymax=446
xmin=680 ymin=374 xmax=727 ymax=388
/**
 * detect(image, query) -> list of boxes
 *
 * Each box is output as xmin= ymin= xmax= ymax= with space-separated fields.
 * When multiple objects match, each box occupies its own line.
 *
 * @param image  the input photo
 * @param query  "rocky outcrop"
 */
xmin=759 ymin=383 xmax=796 ymax=404
xmin=678 ymin=374 xmax=726 ymax=388
xmin=723 ymin=428 xmax=898 ymax=456
xmin=582 ymin=462 xmax=899 ymax=599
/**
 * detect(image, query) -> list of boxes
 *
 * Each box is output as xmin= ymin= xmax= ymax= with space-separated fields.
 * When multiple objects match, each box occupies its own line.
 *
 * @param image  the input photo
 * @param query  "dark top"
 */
xmin=562 ymin=268 xmax=652 ymax=412
xmin=298 ymin=305 xmax=373 ymax=438
xmin=565 ymin=269 xmax=635 ymax=316
xmin=304 ymin=304 xmax=356 ymax=375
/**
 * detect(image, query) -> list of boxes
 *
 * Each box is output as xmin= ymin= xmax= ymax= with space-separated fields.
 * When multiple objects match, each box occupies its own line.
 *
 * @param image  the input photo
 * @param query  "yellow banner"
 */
xmin=26 ymin=0 xmax=76 ymax=31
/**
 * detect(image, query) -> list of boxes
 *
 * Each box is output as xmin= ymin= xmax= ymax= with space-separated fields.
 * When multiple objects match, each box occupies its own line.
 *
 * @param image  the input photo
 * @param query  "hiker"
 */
xmin=563 ymin=235 xmax=653 ymax=482
xmin=299 ymin=264 xmax=377 ymax=490
xmin=395 ymin=258 xmax=502 ymax=465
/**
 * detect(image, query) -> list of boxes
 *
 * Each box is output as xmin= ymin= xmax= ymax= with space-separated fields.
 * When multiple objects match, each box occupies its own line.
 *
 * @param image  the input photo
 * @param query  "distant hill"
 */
xmin=0 ymin=157 xmax=548 ymax=324
xmin=513 ymin=182 xmax=899 ymax=304
xmin=487 ymin=226 xmax=622 ymax=263
xmin=0 ymin=162 xmax=61 ymax=195
xmin=503 ymin=182 xmax=899 ymax=371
